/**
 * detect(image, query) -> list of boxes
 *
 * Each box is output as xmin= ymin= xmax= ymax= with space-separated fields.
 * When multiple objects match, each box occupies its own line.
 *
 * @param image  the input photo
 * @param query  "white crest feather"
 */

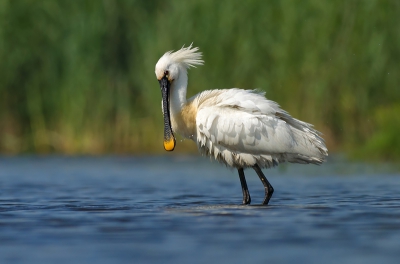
xmin=163 ymin=44 xmax=204 ymax=69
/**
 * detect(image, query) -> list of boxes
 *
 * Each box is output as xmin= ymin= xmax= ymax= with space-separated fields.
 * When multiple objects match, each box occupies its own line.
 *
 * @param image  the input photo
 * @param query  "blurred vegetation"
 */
xmin=0 ymin=0 xmax=399 ymax=160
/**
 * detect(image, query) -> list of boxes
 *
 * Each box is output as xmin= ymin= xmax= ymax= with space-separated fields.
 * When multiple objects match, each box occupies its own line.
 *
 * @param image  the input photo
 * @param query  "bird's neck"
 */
xmin=170 ymin=69 xmax=188 ymax=115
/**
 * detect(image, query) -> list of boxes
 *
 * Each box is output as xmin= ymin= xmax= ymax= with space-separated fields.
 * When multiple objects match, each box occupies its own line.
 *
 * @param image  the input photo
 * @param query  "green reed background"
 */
xmin=0 ymin=0 xmax=399 ymax=160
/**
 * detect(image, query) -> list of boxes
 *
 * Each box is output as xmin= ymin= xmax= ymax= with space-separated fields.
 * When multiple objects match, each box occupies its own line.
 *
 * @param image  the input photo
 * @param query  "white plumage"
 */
xmin=155 ymin=45 xmax=328 ymax=205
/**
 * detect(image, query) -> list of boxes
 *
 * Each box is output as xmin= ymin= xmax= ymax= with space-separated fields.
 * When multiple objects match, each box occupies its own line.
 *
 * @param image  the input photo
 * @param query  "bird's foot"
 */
xmin=261 ymin=186 xmax=274 ymax=205
xmin=242 ymin=194 xmax=251 ymax=205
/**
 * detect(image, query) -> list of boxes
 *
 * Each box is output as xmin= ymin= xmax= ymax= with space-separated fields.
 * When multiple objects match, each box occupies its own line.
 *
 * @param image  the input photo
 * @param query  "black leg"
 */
xmin=238 ymin=168 xmax=251 ymax=205
xmin=253 ymin=164 xmax=274 ymax=205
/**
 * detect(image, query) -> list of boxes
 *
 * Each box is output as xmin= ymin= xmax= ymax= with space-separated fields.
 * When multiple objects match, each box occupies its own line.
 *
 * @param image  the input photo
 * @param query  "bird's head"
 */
xmin=155 ymin=44 xmax=203 ymax=82
xmin=155 ymin=58 xmax=179 ymax=83
xmin=155 ymin=44 xmax=204 ymax=152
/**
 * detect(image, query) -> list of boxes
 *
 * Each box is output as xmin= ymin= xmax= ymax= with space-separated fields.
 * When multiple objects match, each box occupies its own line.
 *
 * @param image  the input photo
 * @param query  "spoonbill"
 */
xmin=155 ymin=45 xmax=328 ymax=205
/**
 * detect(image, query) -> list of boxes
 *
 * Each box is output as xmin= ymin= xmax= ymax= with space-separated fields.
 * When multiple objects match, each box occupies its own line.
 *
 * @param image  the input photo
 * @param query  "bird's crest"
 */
xmin=160 ymin=44 xmax=204 ymax=69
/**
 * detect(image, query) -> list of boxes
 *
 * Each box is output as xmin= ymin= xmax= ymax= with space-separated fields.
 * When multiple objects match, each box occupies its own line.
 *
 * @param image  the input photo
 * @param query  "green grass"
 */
xmin=0 ymin=0 xmax=399 ymax=160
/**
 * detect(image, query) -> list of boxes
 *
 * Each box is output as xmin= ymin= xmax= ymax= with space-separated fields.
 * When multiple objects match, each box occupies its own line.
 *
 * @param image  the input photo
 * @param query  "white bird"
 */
xmin=155 ymin=45 xmax=328 ymax=205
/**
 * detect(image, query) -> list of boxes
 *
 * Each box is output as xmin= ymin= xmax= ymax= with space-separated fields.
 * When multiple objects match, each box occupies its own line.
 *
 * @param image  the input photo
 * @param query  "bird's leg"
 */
xmin=253 ymin=164 xmax=274 ymax=205
xmin=238 ymin=168 xmax=251 ymax=205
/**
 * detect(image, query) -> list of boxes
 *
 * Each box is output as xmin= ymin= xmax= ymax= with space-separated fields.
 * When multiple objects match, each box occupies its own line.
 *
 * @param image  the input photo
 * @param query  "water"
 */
xmin=0 ymin=155 xmax=399 ymax=264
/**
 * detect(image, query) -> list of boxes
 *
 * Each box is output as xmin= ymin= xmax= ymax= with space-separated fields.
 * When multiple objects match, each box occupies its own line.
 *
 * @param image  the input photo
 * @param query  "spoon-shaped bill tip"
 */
xmin=163 ymin=136 xmax=176 ymax=151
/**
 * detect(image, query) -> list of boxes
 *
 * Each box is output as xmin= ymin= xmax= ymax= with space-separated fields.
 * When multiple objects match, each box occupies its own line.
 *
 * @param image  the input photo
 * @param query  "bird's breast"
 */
xmin=170 ymin=102 xmax=198 ymax=140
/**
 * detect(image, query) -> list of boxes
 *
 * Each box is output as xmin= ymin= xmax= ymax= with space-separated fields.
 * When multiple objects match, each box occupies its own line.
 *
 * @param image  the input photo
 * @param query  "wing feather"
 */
xmin=194 ymin=89 xmax=327 ymax=168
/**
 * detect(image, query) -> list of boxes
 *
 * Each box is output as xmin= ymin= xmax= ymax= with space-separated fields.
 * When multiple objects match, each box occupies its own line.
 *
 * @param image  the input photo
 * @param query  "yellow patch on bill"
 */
xmin=164 ymin=138 xmax=175 ymax=151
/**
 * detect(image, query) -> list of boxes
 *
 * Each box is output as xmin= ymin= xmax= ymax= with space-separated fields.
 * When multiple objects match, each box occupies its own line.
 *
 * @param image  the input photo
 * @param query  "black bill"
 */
xmin=159 ymin=76 xmax=176 ymax=151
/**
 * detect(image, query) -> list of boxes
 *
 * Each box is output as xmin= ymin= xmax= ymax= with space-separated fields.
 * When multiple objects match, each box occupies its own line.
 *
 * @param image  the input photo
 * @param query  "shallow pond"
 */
xmin=0 ymin=155 xmax=399 ymax=263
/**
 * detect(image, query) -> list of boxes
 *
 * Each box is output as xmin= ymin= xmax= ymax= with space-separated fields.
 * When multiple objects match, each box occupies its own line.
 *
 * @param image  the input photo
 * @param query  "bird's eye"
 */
xmin=164 ymin=70 xmax=169 ymax=76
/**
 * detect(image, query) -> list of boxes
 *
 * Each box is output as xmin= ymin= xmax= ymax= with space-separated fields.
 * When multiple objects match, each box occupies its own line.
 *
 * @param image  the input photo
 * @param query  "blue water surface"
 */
xmin=0 ymin=155 xmax=399 ymax=264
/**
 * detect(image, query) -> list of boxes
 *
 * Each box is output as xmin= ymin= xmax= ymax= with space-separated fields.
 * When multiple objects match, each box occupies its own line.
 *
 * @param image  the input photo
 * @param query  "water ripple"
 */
xmin=0 ymin=156 xmax=399 ymax=264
